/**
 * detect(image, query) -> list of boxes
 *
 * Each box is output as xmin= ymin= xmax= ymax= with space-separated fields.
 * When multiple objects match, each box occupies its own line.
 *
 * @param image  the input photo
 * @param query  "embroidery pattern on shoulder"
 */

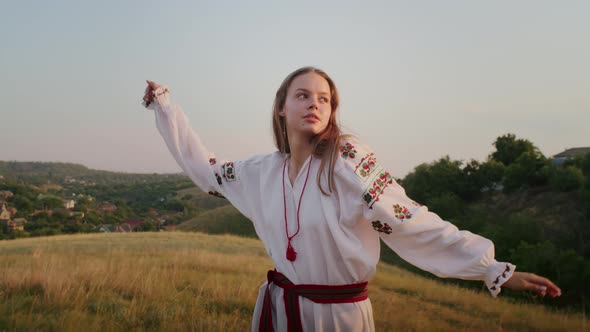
xmin=215 ymin=173 xmax=223 ymax=185
xmin=222 ymin=162 xmax=237 ymax=182
xmin=363 ymin=170 xmax=393 ymax=208
xmin=341 ymin=143 xmax=357 ymax=159
xmin=393 ymin=204 xmax=412 ymax=221
xmin=354 ymin=153 xmax=378 ymax=179
xmin=371 ymin=220 xmax=392 ymax=234
xmin=209 ymin=158 xmax=217 ymax=165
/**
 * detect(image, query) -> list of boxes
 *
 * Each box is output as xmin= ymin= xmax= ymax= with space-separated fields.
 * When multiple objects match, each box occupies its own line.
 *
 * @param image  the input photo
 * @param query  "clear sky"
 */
xmin=1 ymin=1 xmax=588 ymax=178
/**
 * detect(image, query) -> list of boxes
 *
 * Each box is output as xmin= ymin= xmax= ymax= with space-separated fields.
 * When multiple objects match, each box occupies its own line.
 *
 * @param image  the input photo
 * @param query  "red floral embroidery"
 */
xmin=208 ymin=191 xmax=225 ymax=199
xmin=222 ymin=162 xmax=236 ymax=182
xmin=209 ymin=158 xmax=217 ymax=165
xmin=355 ymin=153 xmax=378 ymax=179
xmin=341 ymin=143 xmax=357 ymax=159
xmin=363 ymin=171 xmax=394 ymax=208
xmin=393 ymin=204 xmax=412 ymax=221
xmin=371 ymin=221 xmax=392 ymax=234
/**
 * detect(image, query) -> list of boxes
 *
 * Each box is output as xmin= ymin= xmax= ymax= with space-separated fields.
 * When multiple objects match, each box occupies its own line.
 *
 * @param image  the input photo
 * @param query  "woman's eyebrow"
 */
xmin=295 ymin=88 xmax=330 ymax=96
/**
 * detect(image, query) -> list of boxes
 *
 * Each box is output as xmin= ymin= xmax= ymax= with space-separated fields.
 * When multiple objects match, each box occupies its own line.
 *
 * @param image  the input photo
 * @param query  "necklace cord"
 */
xmin=282 ymin=155 xmax=313 ymax=261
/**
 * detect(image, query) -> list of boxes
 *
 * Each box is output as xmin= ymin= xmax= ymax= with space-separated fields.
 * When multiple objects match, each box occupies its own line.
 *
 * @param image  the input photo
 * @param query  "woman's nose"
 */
xmin=308 ymin=101 xmax=318 ymax=110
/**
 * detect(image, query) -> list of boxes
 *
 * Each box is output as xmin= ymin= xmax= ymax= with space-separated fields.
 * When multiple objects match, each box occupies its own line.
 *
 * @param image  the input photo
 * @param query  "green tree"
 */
xmin=403 ymin=156 xmax=467 ymax=202
xmin=425 ymin=192 xmax=464 ymax=220
xmin=38 ymin=196 xmax=64 ymax=210
xmin=490 ymin=134 xmax=537 ymax=166
xmin=503 ymin=151 xmax=550 ymax=191
xmin=13 ymin=196 xmax=34 ymax=215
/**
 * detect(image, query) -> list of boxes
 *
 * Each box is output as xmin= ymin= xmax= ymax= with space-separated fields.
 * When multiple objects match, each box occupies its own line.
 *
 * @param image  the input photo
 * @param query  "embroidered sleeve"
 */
xmin=337 ymin=138 xmax=516 ymax=297
xmin=148 ymin=87 xmax=253 ymax=220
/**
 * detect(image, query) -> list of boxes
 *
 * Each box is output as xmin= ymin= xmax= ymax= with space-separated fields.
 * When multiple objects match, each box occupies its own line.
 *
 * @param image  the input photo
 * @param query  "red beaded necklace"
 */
xmin=282 ymin=155 xmax=313 ymax=262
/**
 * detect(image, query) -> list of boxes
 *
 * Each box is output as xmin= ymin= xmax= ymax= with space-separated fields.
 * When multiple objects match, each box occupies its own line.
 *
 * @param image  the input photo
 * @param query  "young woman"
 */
xmin=142 ymin=67 xmax=561 ymax=331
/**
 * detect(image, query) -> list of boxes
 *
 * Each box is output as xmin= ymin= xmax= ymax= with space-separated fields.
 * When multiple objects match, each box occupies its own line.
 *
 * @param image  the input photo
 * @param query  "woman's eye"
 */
xmin=320 ymin=97 xmax=329 ymax=103
xmin=297 ymin=94 xmax=307 ymax=99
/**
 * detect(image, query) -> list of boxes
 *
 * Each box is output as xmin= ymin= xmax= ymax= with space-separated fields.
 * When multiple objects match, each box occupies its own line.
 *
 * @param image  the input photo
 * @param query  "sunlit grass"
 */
xmin=0 ymin=233 xmax=586 ymax=331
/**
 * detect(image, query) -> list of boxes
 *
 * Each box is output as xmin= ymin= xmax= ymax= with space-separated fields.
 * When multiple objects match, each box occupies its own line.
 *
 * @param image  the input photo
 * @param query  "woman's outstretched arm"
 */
xmin=336 ymin=137 xmax=561 ymax=298
xmin=142 ymin=80 xmax=254 ymax=220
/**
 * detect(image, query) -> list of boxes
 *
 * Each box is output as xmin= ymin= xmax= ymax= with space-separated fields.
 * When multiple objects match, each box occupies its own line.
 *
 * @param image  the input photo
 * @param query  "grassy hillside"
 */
xmin=0 ymin=233 xmax=586 ymax=331
xmin=176 ymin=205 xmax=256 ymax=237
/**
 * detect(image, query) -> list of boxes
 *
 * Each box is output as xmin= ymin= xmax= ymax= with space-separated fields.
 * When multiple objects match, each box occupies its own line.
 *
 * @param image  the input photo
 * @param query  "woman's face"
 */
xmin=280 ymin=72 xmax=332 ymax=139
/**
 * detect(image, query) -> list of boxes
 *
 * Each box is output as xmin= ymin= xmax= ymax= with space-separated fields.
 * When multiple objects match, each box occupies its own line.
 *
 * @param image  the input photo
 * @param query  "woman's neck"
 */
xmin=287 ymin=133 xmax=313 ymax=184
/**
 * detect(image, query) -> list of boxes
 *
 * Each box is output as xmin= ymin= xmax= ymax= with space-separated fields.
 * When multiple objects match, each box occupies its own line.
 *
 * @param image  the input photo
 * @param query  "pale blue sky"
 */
xmin=1 ymin=1 xmax=588 ymax=177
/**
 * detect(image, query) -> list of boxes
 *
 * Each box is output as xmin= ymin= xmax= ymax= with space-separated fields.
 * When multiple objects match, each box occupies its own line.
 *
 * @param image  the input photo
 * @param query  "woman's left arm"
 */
xmin=337 ymin=139 xmax=561 ymax=298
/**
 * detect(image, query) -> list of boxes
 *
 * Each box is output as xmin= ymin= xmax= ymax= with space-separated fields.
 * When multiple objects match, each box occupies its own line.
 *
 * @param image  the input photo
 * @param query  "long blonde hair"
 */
xmin=272 ymin=67 xmax=344 ymax=195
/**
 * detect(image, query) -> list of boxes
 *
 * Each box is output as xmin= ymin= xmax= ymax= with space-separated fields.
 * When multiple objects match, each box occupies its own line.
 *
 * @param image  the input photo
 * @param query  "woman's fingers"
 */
xmin=147 ymin=80 xmax=161 ymax=90
xmin=527 ymin=274 xmax=561 ymax=297
xmin=524 ymin=273 xmax=562 ymax=297
xmin=143 ymin=80 xmax=158 ymax=106
xmin=504 ymin=272 xmax=562 ymax=298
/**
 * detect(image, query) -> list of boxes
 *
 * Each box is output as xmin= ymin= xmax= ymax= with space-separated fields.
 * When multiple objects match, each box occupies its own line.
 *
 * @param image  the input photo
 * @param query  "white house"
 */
xmin=64 ymin=200 xmax=75 ymax=209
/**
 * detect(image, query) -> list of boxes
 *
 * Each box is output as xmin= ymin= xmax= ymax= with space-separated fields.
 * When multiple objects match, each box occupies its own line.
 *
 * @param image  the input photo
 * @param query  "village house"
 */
xmin=553 ymin=147 xmax=590 ymax=165
xmin=0 ymin=191 xmax=14 ymax=199
xmin=116 ymin=219 xmax=145 ymax=232
xmin=98 ymin=203 xmax=117 ymax=213
xmin=64 ymin=199 xmax=75 ymax=209
xmin=96 ymin=224 xmax=114 ymax=232
xmin=0 ymin=202 xmax=27 ymax=232
xmin=6 ymin=218 xmax=27 ymax=232
xmin=72 ymin=211 xmax=85 ymax=218
xmin=77 ymin=193 xmax=94 ymax=201
xmin=64 ymin=177 xmax=96 ymax=186
xmin=0 ymin=203 xmax=11 ymax=220
xmin=31 ymin=209 xmax=53 ymax=217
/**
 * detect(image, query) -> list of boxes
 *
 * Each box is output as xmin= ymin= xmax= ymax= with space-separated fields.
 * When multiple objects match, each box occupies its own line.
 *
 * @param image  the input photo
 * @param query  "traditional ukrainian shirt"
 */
xmin=148 ymin=87 xmax=516 ymax=332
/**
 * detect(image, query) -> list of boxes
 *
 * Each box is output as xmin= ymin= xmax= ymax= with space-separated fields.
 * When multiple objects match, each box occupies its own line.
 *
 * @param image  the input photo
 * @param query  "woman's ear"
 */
xmin=278 ymin=109 xmax=286 ymax=116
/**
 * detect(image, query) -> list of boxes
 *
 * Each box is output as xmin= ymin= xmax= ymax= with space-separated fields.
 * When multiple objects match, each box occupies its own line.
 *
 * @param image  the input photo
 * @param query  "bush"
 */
xmin=509 ymin=241 xmax=590 ymax=308
xmin=549 ymin=166 xmax=584 ymax=192
xmin=425 ymin=192 xmax=464 ymax=220
xmin=164 ymin=199 xmax=185 ymax=212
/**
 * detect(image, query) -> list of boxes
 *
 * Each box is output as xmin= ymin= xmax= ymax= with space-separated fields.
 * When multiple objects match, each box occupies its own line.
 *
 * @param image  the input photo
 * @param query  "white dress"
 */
xmin=148 ymin=87 xmax=516 ymax=332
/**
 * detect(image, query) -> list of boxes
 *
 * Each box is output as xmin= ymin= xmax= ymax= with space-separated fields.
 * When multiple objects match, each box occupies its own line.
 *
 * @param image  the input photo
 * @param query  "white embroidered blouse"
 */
xmin=148 ymin=87 xmax=516 ymax=332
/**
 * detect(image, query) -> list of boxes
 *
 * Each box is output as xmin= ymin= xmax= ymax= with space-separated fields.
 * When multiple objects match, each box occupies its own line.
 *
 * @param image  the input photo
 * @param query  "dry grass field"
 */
xmin=0 ymin=232 xmax=586 ymax=331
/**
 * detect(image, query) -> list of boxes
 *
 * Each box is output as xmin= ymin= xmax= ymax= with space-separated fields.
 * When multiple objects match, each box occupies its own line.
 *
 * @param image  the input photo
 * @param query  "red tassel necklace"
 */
xmin=282 ymin=155 xmax=313 ymax=262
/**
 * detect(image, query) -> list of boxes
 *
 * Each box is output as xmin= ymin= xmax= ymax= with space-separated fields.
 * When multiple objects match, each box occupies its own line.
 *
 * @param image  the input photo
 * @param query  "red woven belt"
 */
xmin=259 ymin=270 xmax=369 ymax=332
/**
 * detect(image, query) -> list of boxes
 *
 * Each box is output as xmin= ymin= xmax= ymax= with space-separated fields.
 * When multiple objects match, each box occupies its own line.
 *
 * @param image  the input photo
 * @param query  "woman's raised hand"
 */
xmin=142 ymin=80 xmax=162 ymax=108
xmin=503 ymin=271 xmax=562 ymax=297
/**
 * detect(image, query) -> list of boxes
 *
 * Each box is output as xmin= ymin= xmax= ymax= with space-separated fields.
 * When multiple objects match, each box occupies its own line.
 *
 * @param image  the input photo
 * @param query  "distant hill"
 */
xmin=0 ymin=160 xmax=187 ymax=185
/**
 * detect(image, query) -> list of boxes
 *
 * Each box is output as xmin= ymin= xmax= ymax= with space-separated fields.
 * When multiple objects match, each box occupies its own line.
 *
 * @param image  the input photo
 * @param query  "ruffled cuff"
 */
xmin=485 ymin=262 xmax=516 ymax=297
xmin=147 ymin=86 xmax=171 ymax=111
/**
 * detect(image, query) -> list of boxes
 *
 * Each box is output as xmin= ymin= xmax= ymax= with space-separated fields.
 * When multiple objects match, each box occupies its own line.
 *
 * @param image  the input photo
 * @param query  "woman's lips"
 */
xmin=304 ymin=114 xmax=320 ymax=122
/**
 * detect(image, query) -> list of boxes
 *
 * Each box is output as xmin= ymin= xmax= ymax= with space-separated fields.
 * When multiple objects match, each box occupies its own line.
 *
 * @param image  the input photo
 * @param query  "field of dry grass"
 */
xmin=0 ymin=232 xmax=586 ymax=331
